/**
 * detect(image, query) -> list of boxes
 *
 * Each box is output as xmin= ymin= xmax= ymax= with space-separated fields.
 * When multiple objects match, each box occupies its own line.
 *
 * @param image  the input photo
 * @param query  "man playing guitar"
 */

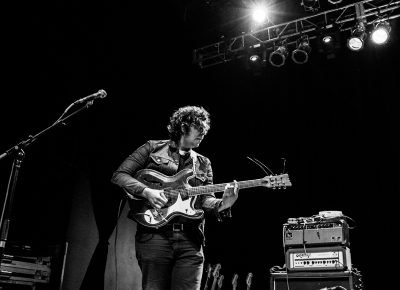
xmin=111 ymin=106 xmax=239 ymax=290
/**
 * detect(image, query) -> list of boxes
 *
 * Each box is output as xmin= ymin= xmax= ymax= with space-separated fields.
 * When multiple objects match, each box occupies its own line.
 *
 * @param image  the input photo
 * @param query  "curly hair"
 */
xmin=167 ymin=106 xmax=211 ymax=142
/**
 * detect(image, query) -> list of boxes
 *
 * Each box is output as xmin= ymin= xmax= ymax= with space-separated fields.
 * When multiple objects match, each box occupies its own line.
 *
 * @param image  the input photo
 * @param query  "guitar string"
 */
xmin=162 ymin=178 xmax=283 ymax=198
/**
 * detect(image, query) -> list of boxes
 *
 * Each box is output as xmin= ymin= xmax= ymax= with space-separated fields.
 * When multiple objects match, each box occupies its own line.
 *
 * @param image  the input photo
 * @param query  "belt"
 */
xmin=137 ymin=223 xmax=195 ymax=233
xmin=165 ymin=223 xmax=186 ymax=232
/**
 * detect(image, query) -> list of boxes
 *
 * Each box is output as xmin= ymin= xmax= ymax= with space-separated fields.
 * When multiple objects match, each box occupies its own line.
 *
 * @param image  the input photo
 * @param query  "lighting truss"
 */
xmin=193 ymin=0 xmax=400 ymax=68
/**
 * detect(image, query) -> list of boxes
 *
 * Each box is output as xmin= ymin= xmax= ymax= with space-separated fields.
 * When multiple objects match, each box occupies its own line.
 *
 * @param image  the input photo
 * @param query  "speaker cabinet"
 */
xmin=270 ymin=271 xmax=354 ymax=290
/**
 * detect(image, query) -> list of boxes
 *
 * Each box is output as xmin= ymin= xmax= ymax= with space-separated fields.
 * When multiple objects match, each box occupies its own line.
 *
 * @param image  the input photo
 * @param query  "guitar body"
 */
xmin=127 ymin=168 xmax=204 ymax=228
xmin=126 ymin=168 xmax=291 ymax=228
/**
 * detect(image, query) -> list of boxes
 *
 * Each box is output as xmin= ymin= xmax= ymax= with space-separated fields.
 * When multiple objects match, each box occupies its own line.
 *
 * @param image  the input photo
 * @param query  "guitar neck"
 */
xmin=187 ymin=179 xmax=264 ymax=197
xmin=210 ymin=279 xmax=218 ymax=290
xmin=203 ymin=278 xmax=210 ymax=290
xmin=232 ymin=273 xmax=238 ymax=290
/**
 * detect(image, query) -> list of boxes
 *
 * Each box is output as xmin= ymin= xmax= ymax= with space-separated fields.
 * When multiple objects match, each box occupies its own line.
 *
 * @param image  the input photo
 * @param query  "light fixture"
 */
xmin=317 ymin=30 xmax=341 ymax=60
xmin=371 ymin=20 xmax=391 ymax=45
xmin=292 ymin=36 xmax=312 ymax=64
xmin=301 ymin=0 xmax=320 ymax=12
xmin=269 ymin=44 xmax=288 ymax=67
xmin=251 ymin=4 xmax=269 ymax=25
xmin=322 ymin=35 xmax=333 ymax=44
xmin=249 ymin=54 xmax=261 ymax=62
xmin=247 ymin=43 xmax=265 ymax=63
xmin=347 ymin=21 xmax=367 ymax=51
xmin=245 ymin=43 xmax=266 ymax=73
xmin=328 ymin=0 xmax=343 ymax=4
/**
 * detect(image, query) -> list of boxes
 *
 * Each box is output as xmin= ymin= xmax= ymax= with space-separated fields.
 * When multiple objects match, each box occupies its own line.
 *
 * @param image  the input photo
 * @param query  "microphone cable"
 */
xmin=114 ymin=197 xmax=126 ymax=290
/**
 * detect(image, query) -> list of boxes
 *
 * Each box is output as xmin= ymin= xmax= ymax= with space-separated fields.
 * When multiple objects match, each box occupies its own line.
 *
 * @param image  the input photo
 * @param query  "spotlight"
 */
xmin=269 ymin=44 xmax=288 ymax=67
xmin=317 ymin=30 xmax=341 ymax=60
xmin=249 ymin=54 xmax=261 ymax=62
xmin=247 ymin=43 xmax=265 ymax=63
xmin=347 ymin=22 xmax=367 ymax=51
xmin=371 ymin=20 xmax=391 ymax=45
xmin=251 ymin=4 xmax=268 ymax=24
xmin=322 ymin=35 xmax=333 ymax=44
xmin=292 ymin=36 xmax=312 ymax=64
xmin=245 ymin=43 xmax=266 ymax=73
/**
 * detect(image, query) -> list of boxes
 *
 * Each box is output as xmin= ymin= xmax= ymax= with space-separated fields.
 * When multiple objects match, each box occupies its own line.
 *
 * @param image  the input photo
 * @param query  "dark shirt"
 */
xmin=178 ymin=150 xmax=191 ymax=171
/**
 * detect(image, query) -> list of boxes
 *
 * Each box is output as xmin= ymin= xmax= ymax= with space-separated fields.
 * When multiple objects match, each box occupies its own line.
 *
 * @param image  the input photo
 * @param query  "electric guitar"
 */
xmin=126 ymin=168 xmax=291 ymax=228
xmin=232 ymin=273 xmax=238 ymax=290
xmin=203 ymin=264 xmax=212 ymax=290
xmin=246 ymin=273 xmax=253 ymax=290
xmin=210 ymin=264 xmax=221 ymax=290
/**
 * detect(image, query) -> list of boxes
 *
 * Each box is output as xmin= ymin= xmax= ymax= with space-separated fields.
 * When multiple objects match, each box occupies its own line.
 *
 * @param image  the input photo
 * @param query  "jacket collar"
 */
xmin=168 ymin=140 xmax=179 ymax=151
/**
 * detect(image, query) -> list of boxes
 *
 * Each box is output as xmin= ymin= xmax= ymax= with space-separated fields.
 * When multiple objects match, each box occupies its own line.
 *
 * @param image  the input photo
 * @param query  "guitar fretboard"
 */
xmin=186 ymin=179 xmax=264 ymax=197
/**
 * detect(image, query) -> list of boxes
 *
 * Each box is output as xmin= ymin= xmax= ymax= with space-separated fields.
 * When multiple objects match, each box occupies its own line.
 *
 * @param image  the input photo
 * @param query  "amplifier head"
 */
xmin=284 ymin=220 xmax=350 ymax=248
xmin=285 ymin=246 xmax=352 ymax=272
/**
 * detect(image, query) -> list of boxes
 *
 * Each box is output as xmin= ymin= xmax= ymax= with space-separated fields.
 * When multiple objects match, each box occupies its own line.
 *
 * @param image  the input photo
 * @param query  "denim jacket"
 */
xmin=111 ymin=140 xmax=231 ymax=245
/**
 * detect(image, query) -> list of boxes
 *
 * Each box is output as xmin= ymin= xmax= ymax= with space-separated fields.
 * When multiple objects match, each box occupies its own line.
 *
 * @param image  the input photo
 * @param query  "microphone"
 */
xmin=75 ymin=89 xmax=107 ymax=104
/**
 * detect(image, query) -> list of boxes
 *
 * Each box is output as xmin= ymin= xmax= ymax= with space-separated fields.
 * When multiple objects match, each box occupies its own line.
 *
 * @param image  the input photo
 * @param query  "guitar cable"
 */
xmin=246 ymin=157 xmax=274 ymax=175
xmin=281 ymin=225 xmax=291 ymax=290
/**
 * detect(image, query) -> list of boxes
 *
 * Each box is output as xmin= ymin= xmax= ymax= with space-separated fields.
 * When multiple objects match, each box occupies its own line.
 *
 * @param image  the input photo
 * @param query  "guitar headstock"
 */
xmin=262 ymin=174 xmax=292 ymax=189
xmin=232 ymin=273 xmax=238 ymax=288
xmin=213 ymin=263 xmax=221 ymax=279
xmin=246 ymin=272 xmax=253 ymax=287
xmin=217 ymin=275 xmax=224 ymax=288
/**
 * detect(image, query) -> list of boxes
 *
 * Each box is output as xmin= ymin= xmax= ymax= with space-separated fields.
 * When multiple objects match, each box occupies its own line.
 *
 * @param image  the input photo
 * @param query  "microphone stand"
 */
xmin=0 ymin=98 xmax=96 ymax=263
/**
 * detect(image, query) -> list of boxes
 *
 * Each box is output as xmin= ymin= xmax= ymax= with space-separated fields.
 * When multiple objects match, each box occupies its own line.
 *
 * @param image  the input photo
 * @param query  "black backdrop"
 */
xmin=1 ymin=1 xmax=399 ymax=289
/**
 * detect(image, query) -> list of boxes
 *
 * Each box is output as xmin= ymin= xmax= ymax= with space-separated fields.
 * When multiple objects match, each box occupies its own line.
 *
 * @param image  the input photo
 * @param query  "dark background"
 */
xmin=1 ymin=0 xmax=399 ymax=289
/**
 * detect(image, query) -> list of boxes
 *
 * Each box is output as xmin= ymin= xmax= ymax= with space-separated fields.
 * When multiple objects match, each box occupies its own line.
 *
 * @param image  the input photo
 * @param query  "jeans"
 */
xmin=135 ymin=231 xmax=204 ymax=290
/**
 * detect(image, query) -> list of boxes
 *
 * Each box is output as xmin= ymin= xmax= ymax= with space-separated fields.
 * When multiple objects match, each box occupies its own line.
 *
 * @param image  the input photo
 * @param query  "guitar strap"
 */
xmin=190 ymin=150 xmax=200 ymax=208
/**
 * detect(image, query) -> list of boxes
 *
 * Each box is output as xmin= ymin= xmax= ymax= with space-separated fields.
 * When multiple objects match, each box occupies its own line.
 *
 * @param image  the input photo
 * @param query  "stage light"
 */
xmin=292 ymin=36 xmax=312 ymax=64
xmin=247 ymin=43 xmax=264 ymax=62
xmin=322 ymin=35 xmax=333 ymax=44
xmin=328 ymin=0 xmax=342 ymax=4
xmin=371 ymin=21 xmax=391 ymax=45
xmin=249 ymin=54 xmax=261 ymax=62
xmin=269 ymin=44 xmax=288 ymax=67
xmin=317 ymin=30 xmax=341 ymax=60
xmin=347 ymin=22 xmax=367 ymax=51
xmin=246 ymin=43 xmax=266 ymax=73
xmin=251 ymin=4 xmax=268 ymax=24
xmin=301 ymin=0 xmax=320 ymax=12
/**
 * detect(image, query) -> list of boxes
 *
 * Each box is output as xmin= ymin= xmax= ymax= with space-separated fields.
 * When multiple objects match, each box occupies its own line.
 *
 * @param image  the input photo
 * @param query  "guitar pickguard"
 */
xmin=139 ymin=193 xmax=202 ymax=225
